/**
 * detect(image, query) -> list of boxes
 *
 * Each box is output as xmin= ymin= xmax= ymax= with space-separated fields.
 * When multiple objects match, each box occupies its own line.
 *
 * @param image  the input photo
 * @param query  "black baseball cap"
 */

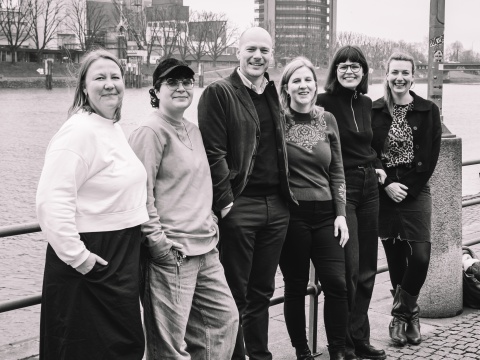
xmin=152 ymin=58 xmax=195 ymax=86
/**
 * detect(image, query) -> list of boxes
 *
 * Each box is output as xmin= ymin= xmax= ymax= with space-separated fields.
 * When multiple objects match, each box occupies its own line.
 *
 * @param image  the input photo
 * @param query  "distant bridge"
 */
xmin=417 ymin=63 xmax=480 ymax=71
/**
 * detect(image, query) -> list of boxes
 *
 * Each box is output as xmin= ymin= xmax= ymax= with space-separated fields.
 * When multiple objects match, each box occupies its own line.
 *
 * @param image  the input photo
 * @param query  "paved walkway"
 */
xmin=3 ymin=205 xmax=480 ymax=360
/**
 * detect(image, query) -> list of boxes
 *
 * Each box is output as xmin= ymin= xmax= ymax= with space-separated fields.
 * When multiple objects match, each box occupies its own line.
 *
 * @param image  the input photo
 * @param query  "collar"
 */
xmin=372 ymin=91 xmax=432 ymax=112
xmin=236 ymin=67 xmax=268 ymax=94
xmin=337 ymin=86 xmax=357 ymax=97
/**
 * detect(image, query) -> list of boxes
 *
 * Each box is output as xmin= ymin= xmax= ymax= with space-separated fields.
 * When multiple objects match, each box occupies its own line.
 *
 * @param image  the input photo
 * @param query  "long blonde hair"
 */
xmin=383 ymin=52 xmax=415 ymax=116
xmin=68 ymin=49 xmax=125 ymax=122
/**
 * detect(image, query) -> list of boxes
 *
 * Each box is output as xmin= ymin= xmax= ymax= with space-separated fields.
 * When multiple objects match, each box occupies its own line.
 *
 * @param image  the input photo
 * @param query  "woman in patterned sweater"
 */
xmin=278 ymin=57 xmax=349 ymax=360
xmin=371 ymin=52 xmax=442 ymax=347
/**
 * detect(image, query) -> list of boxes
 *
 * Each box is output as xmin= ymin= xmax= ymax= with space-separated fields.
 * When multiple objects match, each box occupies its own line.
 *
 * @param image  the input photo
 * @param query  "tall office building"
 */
xmin=254 ymin=0 xmax=337 ymax=65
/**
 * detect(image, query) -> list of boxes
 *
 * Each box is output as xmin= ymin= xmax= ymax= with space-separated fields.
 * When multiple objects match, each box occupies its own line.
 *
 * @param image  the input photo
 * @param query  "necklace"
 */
xmin=162 ymin=116 xmax=193 ymax=150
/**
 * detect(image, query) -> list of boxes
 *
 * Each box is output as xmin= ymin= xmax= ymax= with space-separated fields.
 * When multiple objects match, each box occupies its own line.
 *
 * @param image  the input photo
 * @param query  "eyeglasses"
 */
xmin=336 ymin=63 xmax=362 ymax=73
xmin=162 ymin=78 xmax=194 ymax=90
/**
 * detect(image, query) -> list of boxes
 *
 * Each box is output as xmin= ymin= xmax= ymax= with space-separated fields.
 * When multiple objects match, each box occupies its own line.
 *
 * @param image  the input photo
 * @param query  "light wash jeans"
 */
xmin=144 ymin=247 xmax=239 ymax=360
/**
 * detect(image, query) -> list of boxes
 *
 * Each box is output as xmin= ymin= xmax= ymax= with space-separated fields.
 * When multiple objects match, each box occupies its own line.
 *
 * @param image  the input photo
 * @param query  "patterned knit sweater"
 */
xmin=285 ymin=108 xmax=346 ymax=217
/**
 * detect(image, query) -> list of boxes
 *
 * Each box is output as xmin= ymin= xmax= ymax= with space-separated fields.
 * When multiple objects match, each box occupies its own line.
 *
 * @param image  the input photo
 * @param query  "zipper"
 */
xmin=351 ymin=90 xmax=359 ymax=132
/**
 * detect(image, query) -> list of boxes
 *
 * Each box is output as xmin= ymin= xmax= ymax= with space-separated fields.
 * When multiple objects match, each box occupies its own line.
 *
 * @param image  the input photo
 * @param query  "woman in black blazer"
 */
xmin=371 ymin=52 xmax=442 ymax=347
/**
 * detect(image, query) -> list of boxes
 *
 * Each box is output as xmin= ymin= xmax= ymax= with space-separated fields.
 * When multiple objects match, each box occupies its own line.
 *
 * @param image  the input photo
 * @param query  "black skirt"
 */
xmin=40 ymin=226 xmax=145 ymax=360
xmin=379 ymin=167 xmax=432 ymax=243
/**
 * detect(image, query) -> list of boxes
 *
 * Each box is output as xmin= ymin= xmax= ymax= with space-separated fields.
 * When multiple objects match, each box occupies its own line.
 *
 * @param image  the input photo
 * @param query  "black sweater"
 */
xmin=316 ymin=88 xmax=381 ymax=170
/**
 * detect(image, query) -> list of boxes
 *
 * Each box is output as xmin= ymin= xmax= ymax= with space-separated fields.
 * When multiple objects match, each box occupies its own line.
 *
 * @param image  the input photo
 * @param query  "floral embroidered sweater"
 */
xmin=285 ymin=108 xmax=346 ymax=217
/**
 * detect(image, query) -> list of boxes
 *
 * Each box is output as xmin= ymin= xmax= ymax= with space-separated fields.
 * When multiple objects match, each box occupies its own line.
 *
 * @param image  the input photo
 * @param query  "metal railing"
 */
xmin=461 ymin=158 xmax=480 ymax=208
xmin=2 ymin=158 xmax=480 ymax=354
xmin=0 ymin=222 xmax=324 ymax=353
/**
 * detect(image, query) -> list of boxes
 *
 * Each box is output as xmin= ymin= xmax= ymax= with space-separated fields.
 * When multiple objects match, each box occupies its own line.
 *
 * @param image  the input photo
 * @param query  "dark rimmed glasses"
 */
xmin=336 ymin=63 xmax=362 ymax=73
xmin=162 ymin=78 xmax=195 ymax=90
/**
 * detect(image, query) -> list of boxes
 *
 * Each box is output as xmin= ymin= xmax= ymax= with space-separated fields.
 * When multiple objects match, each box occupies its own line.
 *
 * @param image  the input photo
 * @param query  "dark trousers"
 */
xmin=279 ymin=200 xmax=347 ymax=350
xmin=344 ymin=167 xmax=379 ymax=350
xmin=218 ymin=193 xmax=289 ymax=360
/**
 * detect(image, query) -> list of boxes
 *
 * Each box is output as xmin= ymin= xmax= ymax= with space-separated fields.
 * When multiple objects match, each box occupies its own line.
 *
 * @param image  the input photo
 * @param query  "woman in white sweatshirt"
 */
xmin=36 ymin=49 xmax=148 ymax=360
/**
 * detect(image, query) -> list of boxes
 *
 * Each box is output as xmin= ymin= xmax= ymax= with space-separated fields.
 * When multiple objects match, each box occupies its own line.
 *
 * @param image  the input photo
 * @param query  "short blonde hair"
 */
xmin=279 ymin=57 xmax=322 ymax=123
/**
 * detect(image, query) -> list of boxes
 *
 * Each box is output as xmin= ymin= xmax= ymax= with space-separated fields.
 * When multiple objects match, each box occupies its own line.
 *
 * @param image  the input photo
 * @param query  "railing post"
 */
xmin=308 ymin=262 xmax=320 ymax=355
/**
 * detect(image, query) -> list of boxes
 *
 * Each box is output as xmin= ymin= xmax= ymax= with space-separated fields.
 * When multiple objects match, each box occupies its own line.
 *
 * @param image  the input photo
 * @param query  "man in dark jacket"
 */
xmin=198 ymin=27 xmax=293 ymax=360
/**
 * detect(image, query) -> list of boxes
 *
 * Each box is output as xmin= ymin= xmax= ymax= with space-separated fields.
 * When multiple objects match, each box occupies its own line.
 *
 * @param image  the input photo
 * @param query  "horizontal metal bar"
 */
xmin=377 ymin=263 xmax=389 ymax=274
xmin=463 ymin=238 xmax=480 ymax=247
xmin=269 ymin=284 xmax=320 ymax=307
xmin=462 ymin=159 xmax=480 ymax=166
xmin=462 ymin=198 xmax=480 ymax=208
xmin=0 ymin=294 xmax=42 ymax=314
xmin=0 ymin=222 xmax=41 ymax=238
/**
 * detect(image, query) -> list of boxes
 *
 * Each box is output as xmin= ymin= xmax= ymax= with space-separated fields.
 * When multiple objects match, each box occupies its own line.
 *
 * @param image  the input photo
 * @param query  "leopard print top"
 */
xmin=382 ymin=102 xmax=414 ymax=168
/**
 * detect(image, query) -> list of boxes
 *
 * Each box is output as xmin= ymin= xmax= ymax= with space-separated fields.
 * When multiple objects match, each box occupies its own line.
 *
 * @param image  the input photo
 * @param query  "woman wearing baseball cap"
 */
xmin=129 ymin=58 xmax=239 ymax=359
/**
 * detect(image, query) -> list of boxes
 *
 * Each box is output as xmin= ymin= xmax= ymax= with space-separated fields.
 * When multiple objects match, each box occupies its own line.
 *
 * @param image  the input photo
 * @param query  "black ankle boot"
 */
xmin=402 ymin=289 xmax=422 ymax=345
xmin=389 ymin=285 xmax=408 ymax=346
xmin=295 ymin=344 xmax=314 ymax=360
xmin=328 ymin=347 xmax=345 ymax=360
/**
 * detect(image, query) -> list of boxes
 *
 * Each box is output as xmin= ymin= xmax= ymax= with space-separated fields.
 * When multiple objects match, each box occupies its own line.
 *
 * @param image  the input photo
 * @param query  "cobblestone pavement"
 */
xmin=383 ymin=312 xmax=480 ymax=360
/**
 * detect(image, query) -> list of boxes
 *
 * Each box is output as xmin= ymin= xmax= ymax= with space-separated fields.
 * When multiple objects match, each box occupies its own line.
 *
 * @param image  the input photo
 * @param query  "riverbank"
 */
xmin=1 ymin=62 xmax=479 ymax=88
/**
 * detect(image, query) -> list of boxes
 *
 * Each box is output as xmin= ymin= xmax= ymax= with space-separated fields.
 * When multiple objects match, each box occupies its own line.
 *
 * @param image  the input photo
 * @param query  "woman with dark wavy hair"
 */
xmin=36 ymin=49 xmax=149 ymax=360
xmin=317 ymin=45 xmax=387 ymax=360
xmin=129 ymin=58 xmax=238 ymax=359
xmin=371 ymin=52 xmax=441 ymax=347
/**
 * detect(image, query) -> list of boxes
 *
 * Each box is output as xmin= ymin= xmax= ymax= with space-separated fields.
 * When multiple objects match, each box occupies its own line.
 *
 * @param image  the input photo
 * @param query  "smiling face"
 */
xmin=387 ymin=60 xmax=414 ymax=98
xmin=336 ymin=59 xmax=364 ymax=91
xmin=237 ymin=28 xmax=273 ymax=83
xmin=83 ymin=58 xmax=124 ymax=119
xmin=286 ymin=66 xmax=316 ymax=112
xmin=156 ymin=77 xmax=194 ymax=117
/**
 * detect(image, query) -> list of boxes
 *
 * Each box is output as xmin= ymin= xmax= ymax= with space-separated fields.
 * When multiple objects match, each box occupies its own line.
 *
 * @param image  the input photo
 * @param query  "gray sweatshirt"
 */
xmin=129 ymin=110 xmax=218 ymax=257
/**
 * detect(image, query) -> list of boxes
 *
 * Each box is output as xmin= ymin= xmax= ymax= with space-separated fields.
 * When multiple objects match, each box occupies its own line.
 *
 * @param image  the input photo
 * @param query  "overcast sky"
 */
xmin=184 ymin=0 xmax=479 ymax=51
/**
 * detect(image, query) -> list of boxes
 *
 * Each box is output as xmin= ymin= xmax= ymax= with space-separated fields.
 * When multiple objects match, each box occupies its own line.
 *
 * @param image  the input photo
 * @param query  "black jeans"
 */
xmin=279 ymin=200 xmax=347 ymax=350
xmin=344 ymin=166 xmax=379 ymax=350
xmin=218 ymin=193 xmax=289 ymax=360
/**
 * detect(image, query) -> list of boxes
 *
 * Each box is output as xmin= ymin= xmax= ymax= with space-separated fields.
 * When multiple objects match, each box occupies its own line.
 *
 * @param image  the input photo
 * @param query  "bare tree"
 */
xmin=176 ymin=24 xmax=189 ymax=61
xmin=187 ymin=10 xmax=210 ymax=63
xmin=145 ymin=4 xmax=186 ymax=65
xmin=65 ymin=0 xmax=108 ymax=51
xmin=333 ymin=31 xmax=429 ymax=70
xmin=27 ymin=0 xmax=65 ymax=62
xmin=204 ymin=12 xmax=238 ymax=67
xmin=447 ymin=41 xmax=464 ymax=62
xmin=111 ymin=0 xmax=145 ymax=51
xmin=0 ymin=0 xmax=33 ymax=63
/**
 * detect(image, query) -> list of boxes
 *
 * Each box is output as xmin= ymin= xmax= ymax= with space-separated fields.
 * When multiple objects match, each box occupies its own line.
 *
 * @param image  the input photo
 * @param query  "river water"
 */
xmin=1 ymin=83 xmax=480 ymax=346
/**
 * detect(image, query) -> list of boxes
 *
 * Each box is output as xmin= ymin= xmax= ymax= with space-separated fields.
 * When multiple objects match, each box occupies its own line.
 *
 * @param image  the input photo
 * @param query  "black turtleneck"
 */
xmin=316 ymin=87 xmax=378 ymax=170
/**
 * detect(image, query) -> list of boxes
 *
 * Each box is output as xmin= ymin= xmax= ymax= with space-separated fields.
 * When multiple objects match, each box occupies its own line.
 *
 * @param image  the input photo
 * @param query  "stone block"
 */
xmin=419 ymin=136 xmax=464 ymax=318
